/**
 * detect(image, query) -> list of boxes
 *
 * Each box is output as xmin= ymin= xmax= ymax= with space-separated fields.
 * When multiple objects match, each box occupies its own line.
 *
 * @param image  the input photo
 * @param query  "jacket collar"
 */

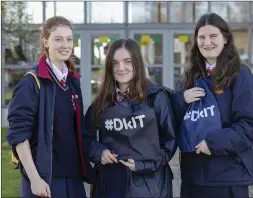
xmin=37 ymin=55 xmax=80 ymax=80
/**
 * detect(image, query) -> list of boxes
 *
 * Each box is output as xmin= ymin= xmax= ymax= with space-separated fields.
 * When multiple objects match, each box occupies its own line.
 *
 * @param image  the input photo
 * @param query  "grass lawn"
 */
xmin=1 ymin=127 xmax=20 ymax=197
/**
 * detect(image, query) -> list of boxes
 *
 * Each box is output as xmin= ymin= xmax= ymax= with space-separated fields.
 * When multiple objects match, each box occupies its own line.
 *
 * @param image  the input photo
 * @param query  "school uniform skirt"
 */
xmin=181 ymin=182 xmax=249 ymax=198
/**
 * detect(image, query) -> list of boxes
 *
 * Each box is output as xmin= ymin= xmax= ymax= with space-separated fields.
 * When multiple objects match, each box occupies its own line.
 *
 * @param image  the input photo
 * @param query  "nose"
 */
xmin=204 ymin=37 xmax=211 ymax=45
xmin=61 ymin=39 xmax=68 ymax=48
xmin=118 ymin=61 xmax=125 ymax=70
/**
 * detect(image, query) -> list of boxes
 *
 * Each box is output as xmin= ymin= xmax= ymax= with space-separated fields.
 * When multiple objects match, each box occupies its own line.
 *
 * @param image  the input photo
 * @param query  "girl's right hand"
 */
xmin=31 ymin=177 xmax=51 ymax=197
xmin=184 ymin=87 xmax=205 ymax=103
xmin=101 ymin=149 xmax=118 ymax=165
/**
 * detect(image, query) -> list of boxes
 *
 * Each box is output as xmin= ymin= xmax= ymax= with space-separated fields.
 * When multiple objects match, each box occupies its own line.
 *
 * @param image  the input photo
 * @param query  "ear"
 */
xmin=42 ymin=38 xmax=49 ymax=49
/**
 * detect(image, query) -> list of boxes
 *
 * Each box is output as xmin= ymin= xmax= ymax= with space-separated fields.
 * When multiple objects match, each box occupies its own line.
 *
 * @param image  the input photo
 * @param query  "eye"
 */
xmin=211 ymin=35 xmax=217 ymax=38
xmin=68 ymin=38 xmax=73 ymax=42
xmin=55 ymin=38 xmax=61 ymax=42
xmin=198 ymin=35 xmax=205 ymax=40
xmin=125 ymin=60 xmax=131 ymax=64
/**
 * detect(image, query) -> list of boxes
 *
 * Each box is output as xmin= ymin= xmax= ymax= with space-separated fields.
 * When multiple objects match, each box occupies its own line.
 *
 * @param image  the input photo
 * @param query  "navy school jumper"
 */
xmin=172 ymin=65 xmax=253 ymax=186
xmin=6 ymin=55 xmax=95 ymax=185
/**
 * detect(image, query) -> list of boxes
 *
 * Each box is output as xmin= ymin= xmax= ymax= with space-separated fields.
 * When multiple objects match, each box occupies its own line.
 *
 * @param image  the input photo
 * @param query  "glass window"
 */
xmin=91 ymin=68 xmax=104 ymax=100
xmin=26 ymin=2 xmax=43 ymax=23
xmin=233 ymin=30 xmax=248 ymax=63
xmin=73 ymin=34 xmax=81 ymax=66
xmin=134 ymin=34 xmax=163 ymax=64
xmin=56 ymin=2 xmax=84 ymax=23
xmin=195 ymin=2 xmax=208 ymax=22
xmin=4 ymin=30 xmax=41 ymax=66
xmin=211 ymin=2 xmax=229 ymax=22
xmin=170 ymin=2 xmax=193 ymax=23
xmin=174 ymin=34 xmax=194 ymax=65
xmin=87 ymin=2 xmax=124 ymax=23
xmin=128 ymin=2 xmax=167 ymax=23
xmin=45 ymin=1 xmax=54 ymax=20
xmin=91 ymin=35 xmax=120 ymax=65
xmin=229 ymin=2 xmax=249 ymax=22
xmin=2 ymin=2 xmax=42 ymax=24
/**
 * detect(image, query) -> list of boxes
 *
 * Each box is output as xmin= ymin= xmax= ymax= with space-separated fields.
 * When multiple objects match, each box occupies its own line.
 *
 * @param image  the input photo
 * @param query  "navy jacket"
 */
xmin=6 ymin=56 xmax=94 ymax=185
xmin=173 ymin=65 xmax=253 ymax=186
xmin=83 ymin=82 xmax=177 ymax=196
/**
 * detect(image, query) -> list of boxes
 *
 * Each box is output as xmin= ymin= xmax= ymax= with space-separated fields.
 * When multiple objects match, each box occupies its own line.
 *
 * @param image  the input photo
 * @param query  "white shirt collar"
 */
xmin=46 ymin=58 xmax=68 ymax=82
xmin=206 ymin=62 xmax=216 ymax=71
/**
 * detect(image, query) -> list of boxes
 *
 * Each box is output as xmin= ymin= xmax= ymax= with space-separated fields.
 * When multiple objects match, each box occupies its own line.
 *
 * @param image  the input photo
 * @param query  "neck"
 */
xmin=118 ymin=83 xmax=129 ymax=92
xmin=48 ymin=55 xmax=65 ymax=71
xmin=206 ymin=59 xmax=216 ymax=65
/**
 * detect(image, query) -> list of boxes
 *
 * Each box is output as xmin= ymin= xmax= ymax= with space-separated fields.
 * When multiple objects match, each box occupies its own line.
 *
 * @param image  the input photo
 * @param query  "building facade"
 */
xmin=2 ymin=1 xmax=253 ymax=116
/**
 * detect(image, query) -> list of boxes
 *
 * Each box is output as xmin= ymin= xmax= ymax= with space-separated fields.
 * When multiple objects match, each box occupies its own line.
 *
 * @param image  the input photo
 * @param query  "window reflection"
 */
xmin=210 ymin=2 xmax=229 ymax=21
xmin=170 ymin=2 xmax=193 ymax=23
xmin=195 ymin=2 xmax=208 ymax=21
xmin=26 ymin=2 xmax=43 ymax=23
xmin=91 ymin=35 xmax=120 ymax=65
xmin=229 ymin=2 xmax=249 ymax=22
xmin=128 ymin=2 xmax=167 ymax=23
xmin=134 ymin=34 xmax=163 ymax=64
xmin=45 ymin=1 xmax=54 ymax=20
xmin=233 ymin=30 xmax=248 ymax=63
xmin=87 ymin=2 xmax=124 ymax=23
xmin=4 ymin=31 xmax=40 ymax=65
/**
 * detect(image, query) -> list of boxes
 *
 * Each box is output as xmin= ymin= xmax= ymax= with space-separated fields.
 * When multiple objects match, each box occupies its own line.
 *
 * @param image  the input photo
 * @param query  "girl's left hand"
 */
xmin=195 ymin=140 xmax=212 ymax=155
xmin=119 ymin=159 xmax=135 ymax=171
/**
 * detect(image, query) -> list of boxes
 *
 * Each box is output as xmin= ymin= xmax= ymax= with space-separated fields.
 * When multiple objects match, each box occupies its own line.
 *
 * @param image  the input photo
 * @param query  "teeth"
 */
xmin=59 ymin=51 xmax=68 ymax=55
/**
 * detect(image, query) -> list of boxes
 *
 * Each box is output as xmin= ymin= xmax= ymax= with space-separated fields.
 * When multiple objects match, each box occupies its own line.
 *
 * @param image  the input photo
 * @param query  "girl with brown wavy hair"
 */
xmin=174 ymin=13 xmax=253 ymax=198
xmin=6 ymin=16 xmax=94 ymax=198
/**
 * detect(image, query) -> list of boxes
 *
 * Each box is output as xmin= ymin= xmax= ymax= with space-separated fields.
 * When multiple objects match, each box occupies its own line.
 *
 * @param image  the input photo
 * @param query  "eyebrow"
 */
xmin=114 ymin=58 xmax=131 ymax=61
xmin=54 ymin=36 xmax=73 ymax=38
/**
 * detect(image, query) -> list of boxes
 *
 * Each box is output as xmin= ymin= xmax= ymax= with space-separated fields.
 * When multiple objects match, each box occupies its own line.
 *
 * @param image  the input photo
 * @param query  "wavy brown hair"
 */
xmin=182 ymin=13 xmax=241 ymax=90
xmin=40 ymin=16 xmax=76 ymax=72
xmin=92 ymin=39 xmax=148 ymax=124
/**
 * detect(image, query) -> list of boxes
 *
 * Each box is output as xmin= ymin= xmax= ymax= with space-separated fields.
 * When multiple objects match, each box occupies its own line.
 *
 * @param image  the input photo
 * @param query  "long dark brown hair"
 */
xmin=92 ymin=39 xmax=148 ymax=123
xmin=40 ymin=16 xmax=76 ymax=72
xmin=182 ymin=13 xmax=241 ymax=90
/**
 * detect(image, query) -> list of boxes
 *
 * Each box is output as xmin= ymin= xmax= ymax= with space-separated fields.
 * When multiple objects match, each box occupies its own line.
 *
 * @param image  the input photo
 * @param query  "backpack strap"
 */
xmin=25 ymin=70 xmax=40 ymax=89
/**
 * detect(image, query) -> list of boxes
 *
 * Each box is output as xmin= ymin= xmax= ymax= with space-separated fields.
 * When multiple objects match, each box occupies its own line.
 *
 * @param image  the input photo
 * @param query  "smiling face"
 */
xmin=43 ymin=25 xmax=73 ymax=66
xmin=197 ymin=25 xmax=227 ymax=64
xmin=113 ymin=47 xmax=134 ymax=91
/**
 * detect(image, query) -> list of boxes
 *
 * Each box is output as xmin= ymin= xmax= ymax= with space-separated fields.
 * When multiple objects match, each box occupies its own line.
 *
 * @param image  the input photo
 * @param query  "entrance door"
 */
xmin=129 ymin=30 xmax=171 ymax=88
xmin=79 ymin=30 xmax=125 ymax=112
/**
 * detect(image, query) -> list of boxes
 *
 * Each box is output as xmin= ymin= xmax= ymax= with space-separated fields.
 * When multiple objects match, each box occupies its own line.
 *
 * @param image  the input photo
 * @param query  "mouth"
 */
xmin=204 ymin=47 xmax=215 ymax=51
xmin=58 ymin=51 xmax=69 ymax=56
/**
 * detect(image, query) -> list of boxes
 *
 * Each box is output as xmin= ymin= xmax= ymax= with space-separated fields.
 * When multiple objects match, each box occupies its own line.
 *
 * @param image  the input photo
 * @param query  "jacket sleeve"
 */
xmin=135 ymin=90 xmax=177 ymax=173
xmin=5 ymin=74 xmax=39 ymax=160
xmin=83 ymin=105 xmax=109 ymax=164
xmin=206 ymin=66 xmax=253 ymax=155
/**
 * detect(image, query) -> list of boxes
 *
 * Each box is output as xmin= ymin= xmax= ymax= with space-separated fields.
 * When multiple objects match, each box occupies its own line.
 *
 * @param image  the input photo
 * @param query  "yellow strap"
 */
xmin=11 ymin=151 xmax=19 ymax=164
xmin=25 ymin=71 xmax=40 ymax=89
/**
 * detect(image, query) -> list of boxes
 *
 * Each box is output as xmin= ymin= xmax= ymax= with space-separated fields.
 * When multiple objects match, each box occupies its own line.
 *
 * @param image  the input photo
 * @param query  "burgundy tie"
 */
xmin=207 ymin=66 xmax=212 ymax=75
xmin=118 ymin=91 xmax=128 ymax=102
